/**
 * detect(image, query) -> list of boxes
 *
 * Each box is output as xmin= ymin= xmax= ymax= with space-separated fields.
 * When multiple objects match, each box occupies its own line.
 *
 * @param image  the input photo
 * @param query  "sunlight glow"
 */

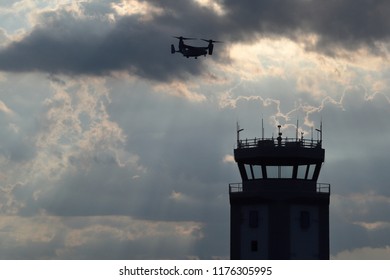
xmin=0 ymin=215 xmax=203 ymax=258
xmin=154 ymin=81 xmax=207 ymax=103
xmin=353 ymin=221 xmax=390 ymax=231
xmin=332 ymin=246 xmax=390 ymax=260
xmin=227 ymin=37 xmax=390 ymax=97
xmin=193 ymin=0 xmax=226 ymax=16
xmin=222 ymin=154 xmax=234 ymax=164
xmin=111 ymin=0 xmax=164 ymax=21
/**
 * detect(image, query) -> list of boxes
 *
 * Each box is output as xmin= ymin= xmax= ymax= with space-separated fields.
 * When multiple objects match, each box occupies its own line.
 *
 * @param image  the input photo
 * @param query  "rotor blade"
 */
xmin=174 ymin=36 xmax=197 ymax=40
xmin=201 ymin=39 xmax=223 ymax=43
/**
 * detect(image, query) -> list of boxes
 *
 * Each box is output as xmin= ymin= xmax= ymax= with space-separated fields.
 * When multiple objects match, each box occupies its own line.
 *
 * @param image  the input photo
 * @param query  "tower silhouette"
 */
xmin=229 ymin=123 xmax=330 ymax=259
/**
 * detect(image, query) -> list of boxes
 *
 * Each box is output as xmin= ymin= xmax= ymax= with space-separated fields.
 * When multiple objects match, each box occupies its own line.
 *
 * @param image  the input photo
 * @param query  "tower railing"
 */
xmin=316 ymin=183 xmax=331 ymax=193
xmin=229 ymin=182 xmax=330 ymax=194
xmin=237 ymin=137 xmax=322 ymax=149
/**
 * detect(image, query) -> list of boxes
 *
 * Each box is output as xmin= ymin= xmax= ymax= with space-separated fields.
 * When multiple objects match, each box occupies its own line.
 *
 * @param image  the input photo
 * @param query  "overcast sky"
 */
xmin=0 ymin=0 xmax=389 ymax=259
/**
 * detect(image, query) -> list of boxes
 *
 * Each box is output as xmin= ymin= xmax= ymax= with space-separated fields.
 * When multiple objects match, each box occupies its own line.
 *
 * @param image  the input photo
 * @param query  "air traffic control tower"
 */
xmin=229 ymin=124 xmax=330 ymax=259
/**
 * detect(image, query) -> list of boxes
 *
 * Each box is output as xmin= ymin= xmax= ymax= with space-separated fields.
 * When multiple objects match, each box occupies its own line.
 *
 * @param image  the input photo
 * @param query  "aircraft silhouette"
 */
xmin=171 ymin=36 xmax=222 ymax=59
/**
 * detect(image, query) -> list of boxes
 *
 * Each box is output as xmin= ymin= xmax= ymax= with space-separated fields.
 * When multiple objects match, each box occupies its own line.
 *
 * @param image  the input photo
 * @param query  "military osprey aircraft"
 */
xmin=171 ymin=36 xmax=222 ymax=59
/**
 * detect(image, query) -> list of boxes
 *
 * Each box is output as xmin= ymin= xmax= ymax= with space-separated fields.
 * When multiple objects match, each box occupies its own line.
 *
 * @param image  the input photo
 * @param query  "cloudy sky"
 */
xmin=0 ymin=0 xmax=389 ymax=259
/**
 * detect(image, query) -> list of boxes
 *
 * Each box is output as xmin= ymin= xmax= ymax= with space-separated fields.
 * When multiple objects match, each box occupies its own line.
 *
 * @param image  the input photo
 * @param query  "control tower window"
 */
xmin=252 ymin=165 xmax=262 ymax=179
xmin=244 ymin=164 xmax=263 ymax=180
xmin=251 ymin=240 xmax=258 ymax=252
xmin=297 ymin=165 xmax=306 ymax=179
xmin=266 ymin=166 xmax=293 ymax=179
xmin=280 ymin=166 xmax=293 ymax=178
xmin=307 ymin=164 xmax=316 ymax=180
xmin=245 ymin=164 xmax=253 ymax=179
xmin=249 ymin=210 xmax=259 ymax=228
xmin=296 ymin=164 xmax=317 ymax=180
xmin=266 ymin=166 xmax=278 ymax=178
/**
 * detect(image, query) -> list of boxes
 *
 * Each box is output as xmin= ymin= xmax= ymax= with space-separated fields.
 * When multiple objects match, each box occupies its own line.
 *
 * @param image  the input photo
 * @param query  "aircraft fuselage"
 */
xmin=180 ymin=47 xmax=207 ymax=58
xmin=171 ymin=37 xmax=214 ymax=59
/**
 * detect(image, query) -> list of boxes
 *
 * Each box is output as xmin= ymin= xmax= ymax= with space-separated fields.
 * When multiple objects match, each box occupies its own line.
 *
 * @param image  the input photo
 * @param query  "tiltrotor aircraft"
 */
xmin=171 ymin=36 xmax=222 ymax=59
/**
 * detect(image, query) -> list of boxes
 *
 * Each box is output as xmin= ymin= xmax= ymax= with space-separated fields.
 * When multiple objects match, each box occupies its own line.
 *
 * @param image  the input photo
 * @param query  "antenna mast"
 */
xmin=311 ymin=126 xmax=314 ymax=145
xmin=315 ymin=119 xmax=323 ymax=146
xmin=236 ymin=122 xmax=244 ymax=147
xmin=262 ymin=118 xmax=264 ymax=140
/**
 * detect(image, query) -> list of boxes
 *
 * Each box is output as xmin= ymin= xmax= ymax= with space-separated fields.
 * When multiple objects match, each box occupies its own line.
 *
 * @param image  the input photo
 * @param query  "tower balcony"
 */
xmin=235 ymin=137 xmax=324 ymax=166
xmin=229 ymin=182 xmax=330 ymax=194
xmin=237 ymin=137 xmax=322 ymax=149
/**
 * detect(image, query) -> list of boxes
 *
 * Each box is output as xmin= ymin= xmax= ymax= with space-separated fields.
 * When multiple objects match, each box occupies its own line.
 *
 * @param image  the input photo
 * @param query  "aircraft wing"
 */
xmin=184 ymin=45 xmax=207 ymax=50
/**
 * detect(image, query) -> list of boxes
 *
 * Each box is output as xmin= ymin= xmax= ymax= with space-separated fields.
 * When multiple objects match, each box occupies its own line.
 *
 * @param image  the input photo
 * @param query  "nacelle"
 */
xmin=208 ymin=44 xmax=214 ymax=55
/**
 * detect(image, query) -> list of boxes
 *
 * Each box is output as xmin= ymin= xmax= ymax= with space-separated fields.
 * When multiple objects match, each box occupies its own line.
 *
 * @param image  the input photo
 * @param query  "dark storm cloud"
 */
xmin=0 ymin=2 xmax=209 ymax=80
xmin=222 ymin=0 xmax=390 ymax=53
xmin=0 ymin=12 xmax=203 ymax=80
xmin=303 ymin=0 xmax=390 ymax=55
xmin=1 ymin=0 xmax=390 ymax=80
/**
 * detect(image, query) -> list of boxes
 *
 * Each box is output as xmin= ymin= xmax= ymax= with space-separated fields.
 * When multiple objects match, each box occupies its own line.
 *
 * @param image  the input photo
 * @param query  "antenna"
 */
xmin=277 ymin=125 xmax=282 ymax=146
xmin=261 ymin=118 xmax=264 ymax=140
xmin=296 ymin=119 xmax=299 ymax=141
xmin=236 ymin=121 xmax=244 ymax=147
xmin=311 ymin=126 xmax=314 ymax=145
xmin=315 ymin=128 xmax=320 ymax=141
xmin=315 ymin=119 xmax=323 ymax=145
